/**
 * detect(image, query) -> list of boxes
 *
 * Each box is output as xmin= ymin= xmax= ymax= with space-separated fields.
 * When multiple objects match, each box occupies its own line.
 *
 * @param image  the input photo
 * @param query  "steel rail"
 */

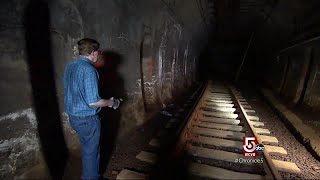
xmin=229 ymin=87 xmax=282 ymax=180
xmin=173 ymin=81 xmax=209 ymax=155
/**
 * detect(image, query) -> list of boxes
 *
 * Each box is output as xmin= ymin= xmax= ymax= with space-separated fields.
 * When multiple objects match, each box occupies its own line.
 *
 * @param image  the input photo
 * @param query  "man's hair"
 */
xmin=77 ymin=38 xmax=100 ymax=55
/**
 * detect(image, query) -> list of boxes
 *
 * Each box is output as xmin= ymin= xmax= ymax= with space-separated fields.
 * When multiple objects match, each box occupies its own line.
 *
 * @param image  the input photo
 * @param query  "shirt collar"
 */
xmin=78 ymin=55 xmax=94 ymax=65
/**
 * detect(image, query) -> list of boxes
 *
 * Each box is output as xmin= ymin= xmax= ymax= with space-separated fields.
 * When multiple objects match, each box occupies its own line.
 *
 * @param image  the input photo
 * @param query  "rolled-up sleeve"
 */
xmin=83 ymin=70 xmax=101 ymax=104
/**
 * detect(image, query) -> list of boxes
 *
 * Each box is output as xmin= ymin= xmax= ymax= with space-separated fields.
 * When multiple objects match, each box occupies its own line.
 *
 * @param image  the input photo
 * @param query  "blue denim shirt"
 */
xmin=63 ymin=55 xmax=102 ymax=116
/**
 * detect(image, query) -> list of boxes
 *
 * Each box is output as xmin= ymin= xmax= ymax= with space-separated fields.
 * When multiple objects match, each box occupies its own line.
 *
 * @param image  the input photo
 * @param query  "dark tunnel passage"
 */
xmin=0 ymin=0 xmax=320 ymax=179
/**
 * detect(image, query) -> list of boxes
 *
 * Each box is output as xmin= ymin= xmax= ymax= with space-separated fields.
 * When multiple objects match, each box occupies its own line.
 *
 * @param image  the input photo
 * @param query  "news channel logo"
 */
xmin=242 ymin=137 xmax=264 ymax=156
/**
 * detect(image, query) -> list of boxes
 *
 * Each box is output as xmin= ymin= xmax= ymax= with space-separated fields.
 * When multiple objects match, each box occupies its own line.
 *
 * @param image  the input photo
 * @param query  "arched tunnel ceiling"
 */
xmin=159 ymin=0 xmax=277 ymax=53
xmin=213 ymin=0 xmax=276 ymax=42
xmin=157 ymin=0 xmax=277 ymax=45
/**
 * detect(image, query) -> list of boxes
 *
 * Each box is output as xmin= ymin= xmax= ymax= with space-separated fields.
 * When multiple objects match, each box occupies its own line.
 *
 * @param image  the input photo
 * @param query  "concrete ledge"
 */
xmin=260 ymin=89 xmax=320 ymax=160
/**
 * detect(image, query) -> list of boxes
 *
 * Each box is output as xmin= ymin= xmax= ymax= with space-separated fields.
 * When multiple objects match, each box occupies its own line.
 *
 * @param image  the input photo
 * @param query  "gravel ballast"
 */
xmin=241 ymin=88 xmax=320 ymax=180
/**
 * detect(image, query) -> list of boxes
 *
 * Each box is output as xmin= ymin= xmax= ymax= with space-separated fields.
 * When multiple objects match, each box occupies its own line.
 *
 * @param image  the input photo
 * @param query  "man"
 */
xmin=63 ymin=38 xmax=120 ymax=180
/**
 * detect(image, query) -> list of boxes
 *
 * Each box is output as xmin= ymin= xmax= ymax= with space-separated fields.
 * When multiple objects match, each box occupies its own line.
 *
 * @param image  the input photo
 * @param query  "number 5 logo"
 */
xmin=243 ymin=137 xmax=256 ymax=153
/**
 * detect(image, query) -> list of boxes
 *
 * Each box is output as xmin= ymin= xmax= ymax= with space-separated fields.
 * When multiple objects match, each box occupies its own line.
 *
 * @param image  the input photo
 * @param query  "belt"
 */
xmin=68 ymin=114 xmax=99 ymax=119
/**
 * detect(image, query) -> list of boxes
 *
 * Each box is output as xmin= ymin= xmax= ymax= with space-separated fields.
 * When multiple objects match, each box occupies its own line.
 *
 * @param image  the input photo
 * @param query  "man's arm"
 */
xmin=89 ymin=97 xmax=121 ymax=109
xmin=89 ymin=99 xmax=113 ymax=107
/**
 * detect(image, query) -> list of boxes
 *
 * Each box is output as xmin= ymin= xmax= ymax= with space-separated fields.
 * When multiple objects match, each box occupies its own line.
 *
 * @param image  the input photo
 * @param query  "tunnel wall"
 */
xmin=303 ymin=44 xmax=320 ymax=109
xmin=0 ymin=0 xmax=209 ymax=178
xmin=251 ymin=0 xmax=320 ymax=110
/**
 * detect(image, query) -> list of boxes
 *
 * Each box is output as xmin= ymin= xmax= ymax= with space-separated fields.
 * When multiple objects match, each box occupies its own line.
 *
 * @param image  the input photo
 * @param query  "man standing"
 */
xmin=63 ymin=38 xmax=120 ymax=180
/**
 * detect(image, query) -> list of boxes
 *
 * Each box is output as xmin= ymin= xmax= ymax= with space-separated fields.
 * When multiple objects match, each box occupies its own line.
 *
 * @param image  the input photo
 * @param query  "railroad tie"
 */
xmin=202 ymin=106 xmax=236 ymax=113
xmin=190 ymin=136 xmax=243 ymax=150
xmin=136 ymin=151 xmax=157 ymax=164
xmin=198 ymin=117 xmax=241 ymax=125
xmin=238 ymin=98 xmax=247 ymax=102
xmin=249 ymin=121 xmax=265 ymax=127
xmin=205 ymin=102 xmax=234 ymax=107
xmin=193 ymin=121 xmax=243 ymax=132
xmin=240 ymin=101 xmax=249 ymax=105
xmin=264 ymin=145 xmax=287 ymax=156
xmin=254 ymin=128 xmax=271 ymax=135
xmin=208 ymin=93 xmax=231 ymax=97
xmin=199 ymin=110 xmax=238 ymax=119
xmin=149 ymin=138 xmax=160 ymax=148
xmin=241 ymin=104 xmax=252 ymax=108
xmin=244 ymin=109 xmax=256 ymax=113
xmin=272 ymin=159 xmax=301 ymax=174
xmin=116 ymin=169 xmax=148 ymax=180
xmin=192 ymin=126 xmax=244 ymax=141
xmin=247 ymin=115 xmax=259 ymax=121
xmin=259 ymin=135 xmax=279 ymax=145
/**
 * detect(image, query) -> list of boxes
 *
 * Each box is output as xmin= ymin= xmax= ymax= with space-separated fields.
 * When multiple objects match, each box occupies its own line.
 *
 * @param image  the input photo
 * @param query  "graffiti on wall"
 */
xmin=115 ymin=32 xmax=136 ymax=55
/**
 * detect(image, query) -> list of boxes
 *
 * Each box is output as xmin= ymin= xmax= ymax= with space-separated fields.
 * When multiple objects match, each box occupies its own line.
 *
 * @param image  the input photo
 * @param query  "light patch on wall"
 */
xmin=0 ymin=108 xmax=39 ymax=177
xmin=127 ymin=79 xmax=144 ymax=99
xmin=158 ymin=26 xmax=168 ymax=86
xmin=0 ymin=135 xmax=38 ymax=153
xmin=0 ymin=135 xmax=39 ymax=177
xmin=0 ymin=108 xmax=36 ymax=128
xmin=72 ymin=43 xmax=78 ymax=58
xmin=143 ymin=79 xmax=156 ymax=86
xmin=136 ymin=78 xmax=142 ymax=88
xmin=0 ymin=109 xmax=73 ymax=147
xmin=158 ymin=43 xmax=164 ymax=84
xmin=184 ymin=44 xmax=189 ymax=83
xmin=0 ymin=108 xmax=75 ymax=178
xmin=116 ymin=32 xmax=133 ymax=54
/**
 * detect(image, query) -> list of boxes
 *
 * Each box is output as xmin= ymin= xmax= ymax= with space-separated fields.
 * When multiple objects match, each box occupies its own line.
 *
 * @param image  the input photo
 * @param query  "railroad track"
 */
xmin=115 ymin=81 xmax=301 ymax=180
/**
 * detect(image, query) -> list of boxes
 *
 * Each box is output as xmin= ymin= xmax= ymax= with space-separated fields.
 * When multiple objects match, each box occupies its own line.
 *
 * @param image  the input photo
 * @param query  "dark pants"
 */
xmin=69 ymin=114 xmax=101 ymax=180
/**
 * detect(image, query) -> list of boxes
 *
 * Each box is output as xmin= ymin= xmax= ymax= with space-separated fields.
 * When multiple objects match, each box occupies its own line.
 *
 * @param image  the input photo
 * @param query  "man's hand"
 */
xmin=109 ymin=97 xmax=121 ymax=109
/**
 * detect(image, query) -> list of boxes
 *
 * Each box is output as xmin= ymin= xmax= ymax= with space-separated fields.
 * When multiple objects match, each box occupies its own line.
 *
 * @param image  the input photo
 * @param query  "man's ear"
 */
xmin=89 ymin=50 xmax=95 ymax=57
